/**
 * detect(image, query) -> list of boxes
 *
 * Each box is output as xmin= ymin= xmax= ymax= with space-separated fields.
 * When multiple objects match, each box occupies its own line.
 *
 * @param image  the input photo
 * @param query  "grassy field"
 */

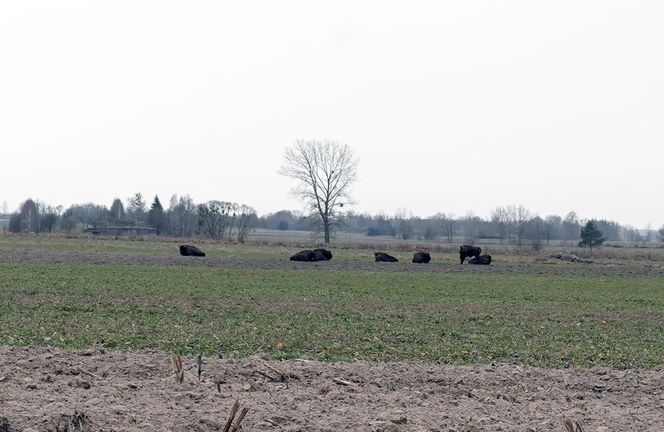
xmin=1 ymin=235 xmax=663 ymax=369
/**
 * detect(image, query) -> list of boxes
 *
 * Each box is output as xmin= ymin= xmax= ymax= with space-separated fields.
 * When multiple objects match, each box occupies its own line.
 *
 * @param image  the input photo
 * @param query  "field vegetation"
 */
xmin=1 ymin=235 xmax=663 ymax=369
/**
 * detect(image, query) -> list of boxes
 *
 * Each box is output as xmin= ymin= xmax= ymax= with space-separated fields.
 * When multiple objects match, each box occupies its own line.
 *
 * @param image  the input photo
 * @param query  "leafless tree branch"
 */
xmin=280 ymin=139 xmax=358 ymax=243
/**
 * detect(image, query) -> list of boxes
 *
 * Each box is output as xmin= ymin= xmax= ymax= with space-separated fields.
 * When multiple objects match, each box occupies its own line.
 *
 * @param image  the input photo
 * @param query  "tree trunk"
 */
xmin=323 ymin=219 xmax=330 ymax=244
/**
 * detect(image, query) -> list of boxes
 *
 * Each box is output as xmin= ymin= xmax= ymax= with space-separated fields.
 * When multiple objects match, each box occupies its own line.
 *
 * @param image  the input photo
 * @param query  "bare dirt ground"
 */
xmin=1 ymin=248 xmax=663 ymax=277
xmin=2 ymin=347 xmax=663 ymax=432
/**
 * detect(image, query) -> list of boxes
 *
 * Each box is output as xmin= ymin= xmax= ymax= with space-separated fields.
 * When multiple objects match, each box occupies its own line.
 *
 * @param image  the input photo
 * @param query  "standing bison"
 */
xmin=375 ymin=252 xmax=398 ymax=262
xmin=179 ymin=245 xmax=206 ymax=257
xmin=459 ymin=245 xmax=481 ymax=264
xmin=412 ymin=251 xmax=431 ymax=264
xmin=290 ymin=248 xmax=333 ymax=262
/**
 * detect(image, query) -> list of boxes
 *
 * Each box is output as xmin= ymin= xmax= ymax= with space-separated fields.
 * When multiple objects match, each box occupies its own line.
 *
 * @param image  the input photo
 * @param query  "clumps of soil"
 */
xmin=0 ymin=412 xmax=88 ymax=432
xmin=2 ymin=347 xmax=664 ymax=431
xmin=47 ymin=411 xmax=88 ymax=432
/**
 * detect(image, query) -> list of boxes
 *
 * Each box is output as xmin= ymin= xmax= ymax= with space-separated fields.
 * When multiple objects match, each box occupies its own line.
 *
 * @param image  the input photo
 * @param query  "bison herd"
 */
xmin=179 ymin=244 xmax=492 ymax=265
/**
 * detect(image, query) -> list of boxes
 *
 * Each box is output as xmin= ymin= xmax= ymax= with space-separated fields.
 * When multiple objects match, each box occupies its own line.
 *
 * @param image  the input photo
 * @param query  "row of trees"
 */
xmin=2 ymin=196 xmax=661 ymax=246
xmin=3 ymin=194 xmax=258 ymax=243
xmin=257 ymin=208 xmax=658 ymax=246
xmin=1 ymin=141 xmax=661 ymax=246
xmin=277 ymin=140 xmax=661 ymax=246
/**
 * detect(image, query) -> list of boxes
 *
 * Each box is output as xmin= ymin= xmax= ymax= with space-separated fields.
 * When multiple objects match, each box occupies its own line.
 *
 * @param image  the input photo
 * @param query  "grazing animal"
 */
xmin=412 ymin=251 xmax=431 ymax=264
xmin=375 ymin=252 xmax=399 ymax=262
xmin=290 ymin=248 xmax=333 ymax=262
xmin=459 ymin=245 xmax=481 ymax=264
xmin=468 ymin=254 xmax=492 ymax=265
xmin=179 ymin=245 xmax=206 ymax=257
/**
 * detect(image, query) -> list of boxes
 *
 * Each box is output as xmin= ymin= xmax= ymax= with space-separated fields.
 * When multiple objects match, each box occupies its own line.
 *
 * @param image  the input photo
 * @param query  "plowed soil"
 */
xmin=1 ymin=347 xmax=663 ymax=432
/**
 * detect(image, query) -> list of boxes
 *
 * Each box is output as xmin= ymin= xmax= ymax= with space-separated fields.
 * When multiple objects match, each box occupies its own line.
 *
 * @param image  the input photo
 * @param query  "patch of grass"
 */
xmin=1 ymin=261 xmax=663 ymax=368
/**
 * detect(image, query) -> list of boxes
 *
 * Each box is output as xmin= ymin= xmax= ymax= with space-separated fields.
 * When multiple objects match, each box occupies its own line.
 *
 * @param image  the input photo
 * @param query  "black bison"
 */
xmin=290 ymin=248 xmax=333 ymax=262
xmin=313 ymin=248 xmax=333 ymax=260
xmin=412 ymin=251 xmax=431 ymax=264
xmin=375 ymin=252 xmax=398 ymax=262
xmin=289 ymin=251 xmax=312 ymax=262
xmin=468 ymin=255 xmax=492 ymax=265
xmin=459 ymin=245 xmax=481 ymax=264
xmin=179 ymin=245 xmax=206 ymax=257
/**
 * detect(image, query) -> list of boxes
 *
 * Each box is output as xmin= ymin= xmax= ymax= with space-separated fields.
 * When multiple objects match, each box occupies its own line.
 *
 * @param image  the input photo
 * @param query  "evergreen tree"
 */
xmin=579 ymin=219 xmax=605 ymax=250
xmin=147 ymin=195 xmax=165 ymax=235
xmin=8 ymin=214 xmax=22 ymax=233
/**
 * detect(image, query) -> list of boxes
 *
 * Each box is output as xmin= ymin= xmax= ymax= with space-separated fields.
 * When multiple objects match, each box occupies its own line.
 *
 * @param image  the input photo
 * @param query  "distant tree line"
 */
xmin=258 ymin=206 xmax=659 ymax=246
xmin=1 ymin=196 xmax=660 ymax=245
xmin=2 ymin=194 xmax=258 ymax=243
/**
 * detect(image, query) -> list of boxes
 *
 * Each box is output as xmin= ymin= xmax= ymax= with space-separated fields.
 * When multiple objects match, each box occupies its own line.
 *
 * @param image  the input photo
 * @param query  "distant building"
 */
xmin=83 ymin=226 xmax=157 ymax=236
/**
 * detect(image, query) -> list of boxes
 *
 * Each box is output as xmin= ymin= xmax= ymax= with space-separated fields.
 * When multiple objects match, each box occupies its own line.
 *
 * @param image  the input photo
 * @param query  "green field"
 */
xmin=1 ymin=236 xmax=663 ymax=369
xmin=0 ymin=238 xmax=664 ymax=368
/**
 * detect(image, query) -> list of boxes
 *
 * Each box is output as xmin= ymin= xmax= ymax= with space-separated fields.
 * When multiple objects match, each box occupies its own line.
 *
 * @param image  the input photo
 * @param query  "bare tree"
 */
xmin=394 ymin=208 xmax=414 ymax=240
xmin=167 ymin=194 xmax=197 ymax=237
xmin=280 ymin=140 xmax=358 ymax=244
xmin=236 ymin=204 xmax=257 ymax=243
xmin=110 ymin=198 xmax=126 ymax=223
xmin=461 ymin=212 xmax=481 ymax=244
xmin=127 ymin=193 xmax=146 ymax=226
xmin=563 ymin=211 xmax=580 ymax=242
xmin=39 ymin=204 xmax=62 ymax=233
xmin=645 ymin=223 xmax=653 ymax=243
xmin=544 ymin=215 xmax=561 ymax=245
xmin=198 ymin=200 xmax=226 ymax=240
xmin=500 ymin=204 xmax=531 ymax=245
xmin=514 ymin=205 xmax=532 ymax=246
xmin=226 ymin=202 xmax=239 ymax=240
xmin=491 ymin=206 xmax=509 ymax=244
xmin=19 ymin=199 xmax=40 ymax=232
xmin=442 ymin=213 xmax=455 ymax=242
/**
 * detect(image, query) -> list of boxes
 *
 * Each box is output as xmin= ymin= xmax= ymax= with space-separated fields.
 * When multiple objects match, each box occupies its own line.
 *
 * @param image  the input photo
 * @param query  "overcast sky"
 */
xmin=1 ymin=1 xmax=662 ymax=228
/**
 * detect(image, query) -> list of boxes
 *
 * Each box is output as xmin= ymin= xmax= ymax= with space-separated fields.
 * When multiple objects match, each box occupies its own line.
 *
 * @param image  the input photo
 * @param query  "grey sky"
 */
xmin=1 ymin=1 xmax=662 ymax=228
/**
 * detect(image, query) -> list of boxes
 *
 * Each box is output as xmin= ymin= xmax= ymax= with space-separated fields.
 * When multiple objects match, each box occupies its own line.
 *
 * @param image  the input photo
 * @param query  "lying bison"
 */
xmin=459 ymin=245 xmax=481 ymax=264
xmin=468 ymin=254 xmax=492 ymax=265
xmin=313 ymin=248 xmax=333 ymax=260
xmin=180 ymin=244 xmax=206 ymax=257
xmin=412 ymin=251 xmax=431 ymax=264
xmin=290 ymin=248 xmax=333 ymax=262
xmin=375 ymin=252 xmax=398 ymax=262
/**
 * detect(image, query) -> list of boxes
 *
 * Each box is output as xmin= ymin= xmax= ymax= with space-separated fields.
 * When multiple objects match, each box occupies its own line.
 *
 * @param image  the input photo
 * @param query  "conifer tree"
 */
xmin=147 ymin=195 xmax=165 ymax=235
xmin=579 ymin=219 xmax=605 ymax=250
